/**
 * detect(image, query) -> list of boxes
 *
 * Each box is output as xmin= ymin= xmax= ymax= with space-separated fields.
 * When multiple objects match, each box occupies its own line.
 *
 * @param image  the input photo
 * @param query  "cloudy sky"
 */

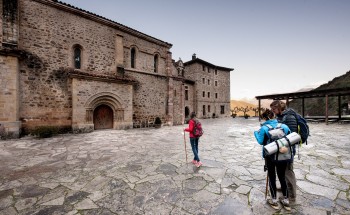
xmin=59 ymin=0 xmax=350 ymax=100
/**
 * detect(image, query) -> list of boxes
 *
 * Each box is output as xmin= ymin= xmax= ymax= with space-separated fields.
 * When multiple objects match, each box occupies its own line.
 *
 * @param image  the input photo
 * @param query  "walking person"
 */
xmin=270 ymin=100 xmax=298 ymax=203
xmin=254 ymin=109 xmax=291 ymax=211
xmin=184 ymin=112 xmax=203 ymax=167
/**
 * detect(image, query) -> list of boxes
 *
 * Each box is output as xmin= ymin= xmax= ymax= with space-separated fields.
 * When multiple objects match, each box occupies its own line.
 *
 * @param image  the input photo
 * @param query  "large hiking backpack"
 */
xmin=265 ymin=123 xmax=293 ymax=162
xmin=289 ymin=110 xmax=310 ymax=144
xmin=193 ymin=120 xmax=203 ymax=137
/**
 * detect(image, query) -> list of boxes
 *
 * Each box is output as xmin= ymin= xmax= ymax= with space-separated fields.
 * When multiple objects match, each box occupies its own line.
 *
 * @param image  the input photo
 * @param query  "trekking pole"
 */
xmin=265 ymin=172 xmax=269 ymax=200
xmin=264 ymin=159 xmax=268 ymax=200
xmin=183 ymin=130 xmax=188 ymax=163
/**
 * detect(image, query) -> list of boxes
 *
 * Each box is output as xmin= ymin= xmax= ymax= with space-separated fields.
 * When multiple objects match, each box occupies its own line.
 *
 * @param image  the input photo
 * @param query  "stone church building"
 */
xmin=0 ymin=0 xmax=233 ymax=138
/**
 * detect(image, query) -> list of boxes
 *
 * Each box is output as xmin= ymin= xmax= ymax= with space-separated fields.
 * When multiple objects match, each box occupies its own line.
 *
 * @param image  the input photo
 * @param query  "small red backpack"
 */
xmin=193 ymin=120 xmax=203 ymax=137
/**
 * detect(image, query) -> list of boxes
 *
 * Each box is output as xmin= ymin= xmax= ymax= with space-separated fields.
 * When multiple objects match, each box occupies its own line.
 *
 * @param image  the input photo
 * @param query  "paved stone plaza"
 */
xmin=0 ymin=117 xmax=349 ymax=215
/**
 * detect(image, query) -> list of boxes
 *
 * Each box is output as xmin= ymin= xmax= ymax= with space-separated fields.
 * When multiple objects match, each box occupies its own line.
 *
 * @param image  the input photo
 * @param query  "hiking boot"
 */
xmin=280 ymin=198 xmax=291 ymax=211
xmin=267 ymin=198 xmax=280 ymax=210
xmin=195 ymin=161 xmax=203 ymax=167
xmin=191 ymin=160 xmax=197 ymax=164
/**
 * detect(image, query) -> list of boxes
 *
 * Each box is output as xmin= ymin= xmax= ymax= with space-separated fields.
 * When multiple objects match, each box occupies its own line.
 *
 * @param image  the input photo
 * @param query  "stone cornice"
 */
xmin=61 ymin=68 xmax=138 ymax=85
xmin=125 ymin=68 xmax=168 ymax=79
xmin=32 ymin=0 xmax=172 ymax=48
xmin=0 ymin=46 xmax=26 ymax=57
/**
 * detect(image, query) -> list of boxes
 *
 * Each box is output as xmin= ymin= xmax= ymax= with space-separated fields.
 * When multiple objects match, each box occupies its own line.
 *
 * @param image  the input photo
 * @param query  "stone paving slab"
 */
xmin=0 ymin=117 xmax=349 ymax=214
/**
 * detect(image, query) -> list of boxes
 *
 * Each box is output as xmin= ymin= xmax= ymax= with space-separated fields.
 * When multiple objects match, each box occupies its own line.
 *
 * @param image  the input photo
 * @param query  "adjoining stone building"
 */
xmin=0 ymin=0 xmax=233 ymax=138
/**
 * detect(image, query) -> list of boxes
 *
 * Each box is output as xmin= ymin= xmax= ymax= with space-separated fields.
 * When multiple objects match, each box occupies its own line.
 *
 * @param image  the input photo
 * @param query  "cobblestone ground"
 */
xmin=0 ymin=117 xmax=349 ymax=215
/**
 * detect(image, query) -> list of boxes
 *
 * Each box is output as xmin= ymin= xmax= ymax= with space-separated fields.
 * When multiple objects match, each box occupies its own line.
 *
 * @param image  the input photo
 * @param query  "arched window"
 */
xmin=131 ymin=48 xmax=136 ymax=68
xmin=154 ymin=54 xmax=159 ymax=73
xmin=73 ymin=46 xmax=82 ymax=69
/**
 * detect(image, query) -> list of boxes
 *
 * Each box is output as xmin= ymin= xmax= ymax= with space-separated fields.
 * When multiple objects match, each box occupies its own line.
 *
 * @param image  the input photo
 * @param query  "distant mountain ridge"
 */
xmin=289 ymin=70 xmax=350 ymax=116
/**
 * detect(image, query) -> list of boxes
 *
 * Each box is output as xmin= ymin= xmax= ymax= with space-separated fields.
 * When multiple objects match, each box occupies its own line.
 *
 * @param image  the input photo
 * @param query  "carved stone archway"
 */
xmin=85 ymin=92 xmax=125 ymax=130
xmin=93 ymin=104 xmax=113 ymax=129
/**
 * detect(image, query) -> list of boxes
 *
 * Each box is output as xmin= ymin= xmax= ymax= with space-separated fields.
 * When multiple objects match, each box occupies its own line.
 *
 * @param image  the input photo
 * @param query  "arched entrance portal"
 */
xmin=185 ymin=106 xmax=190 ymax=118
xmin=93 ymin=105 xmax=113 ymax=129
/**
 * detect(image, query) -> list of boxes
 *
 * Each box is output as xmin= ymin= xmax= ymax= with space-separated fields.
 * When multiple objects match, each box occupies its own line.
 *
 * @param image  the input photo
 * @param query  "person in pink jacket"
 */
xmin=184 ymin=112 xmax=202 ymax=167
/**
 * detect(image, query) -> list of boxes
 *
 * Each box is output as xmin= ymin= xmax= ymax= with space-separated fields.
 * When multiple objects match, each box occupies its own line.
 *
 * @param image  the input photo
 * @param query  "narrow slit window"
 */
xmin=131 ymin=48 xmax=136 ymax=68
xmin=74 ymin=46 xmax=81 ymax=69
xmin=154 ymin=54 xmax=159 ymax=73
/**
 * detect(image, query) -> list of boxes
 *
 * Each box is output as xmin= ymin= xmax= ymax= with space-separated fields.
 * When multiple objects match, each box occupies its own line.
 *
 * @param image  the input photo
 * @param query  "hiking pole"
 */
xmin=264 ymin=159 xmax=268 ymax=200
xmin=265 ymin=171 xmax=269 ymax=200
xmin=183 ymin=130 xmax=188 ymax=163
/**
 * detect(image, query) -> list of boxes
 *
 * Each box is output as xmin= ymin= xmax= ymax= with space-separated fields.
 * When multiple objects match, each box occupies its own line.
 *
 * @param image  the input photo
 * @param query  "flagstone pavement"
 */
xmin=0 ymin=117 xmax=349 ymax=215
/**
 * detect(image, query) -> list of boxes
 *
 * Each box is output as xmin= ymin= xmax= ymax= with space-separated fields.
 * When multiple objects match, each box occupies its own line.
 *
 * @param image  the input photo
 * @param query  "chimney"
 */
xmin=192 ymin=53 xmax=196 ymax=60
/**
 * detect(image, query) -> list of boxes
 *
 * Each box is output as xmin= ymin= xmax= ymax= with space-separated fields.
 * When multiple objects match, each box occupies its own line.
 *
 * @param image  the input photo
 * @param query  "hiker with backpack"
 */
xmin=270 ymin=100 xmax=309 ymax=203
xmin=254 ymin=109 xmax=292 ymax=211
xmin=184 ymin=112 xmax=203 ymax=167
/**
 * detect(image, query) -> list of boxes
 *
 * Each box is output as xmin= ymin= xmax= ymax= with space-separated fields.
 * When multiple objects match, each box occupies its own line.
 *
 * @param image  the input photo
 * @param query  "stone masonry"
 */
xmin=0 ymin=0 xmax=233 ymax=138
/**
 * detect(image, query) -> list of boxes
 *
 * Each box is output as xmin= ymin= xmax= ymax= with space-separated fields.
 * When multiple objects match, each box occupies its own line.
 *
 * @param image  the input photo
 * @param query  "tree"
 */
xmin=230 ymin=107 xmax=240 ymax=118
xmin=252 ymin=107 xmax=265 ymax=117
xmin=239 ymin=106 xmax=250 ymax=119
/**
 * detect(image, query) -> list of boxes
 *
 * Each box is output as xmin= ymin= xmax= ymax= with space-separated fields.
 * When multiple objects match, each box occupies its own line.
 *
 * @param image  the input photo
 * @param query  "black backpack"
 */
xmin=288 ymin=110 xmax=310 ymax=144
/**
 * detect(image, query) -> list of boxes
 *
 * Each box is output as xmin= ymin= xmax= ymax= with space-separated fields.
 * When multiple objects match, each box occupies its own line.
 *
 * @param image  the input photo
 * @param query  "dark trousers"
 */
xmin=285 ymin=162 xmax=297 ymax=199
xmin=266 ymin=157 xmax=288 ymax=199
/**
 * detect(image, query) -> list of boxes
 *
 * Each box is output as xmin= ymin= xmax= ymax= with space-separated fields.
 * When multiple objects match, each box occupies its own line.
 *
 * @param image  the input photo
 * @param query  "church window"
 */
xmin=131 ymin=47 xmax=136 ymax=68
xmin=73 ymin=45 xmax=82 ymax=69
xmin=154 ymin=54 xmax=159 ymax=73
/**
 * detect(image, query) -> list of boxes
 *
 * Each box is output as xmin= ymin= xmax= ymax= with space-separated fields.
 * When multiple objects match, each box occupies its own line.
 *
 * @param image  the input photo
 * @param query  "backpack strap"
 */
xmin=265 ymin=124 xmax=273 ymax=130
xmin=275 ymin=140 xmax=280 ymax=161
xmin=284 ymin=136 xmax=293 ymax=161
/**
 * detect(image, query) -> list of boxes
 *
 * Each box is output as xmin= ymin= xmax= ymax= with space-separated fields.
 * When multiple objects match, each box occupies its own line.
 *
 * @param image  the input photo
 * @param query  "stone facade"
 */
xmin=184 ymin=54 xmax=232 ymax=119
xmin=0 ymin=0 xmax=233 ymax=138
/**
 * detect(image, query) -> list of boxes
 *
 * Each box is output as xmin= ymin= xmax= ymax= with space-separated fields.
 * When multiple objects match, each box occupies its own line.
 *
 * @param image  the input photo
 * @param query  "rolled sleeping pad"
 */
xmin=264 ymin=132 xmax=301 ymax=156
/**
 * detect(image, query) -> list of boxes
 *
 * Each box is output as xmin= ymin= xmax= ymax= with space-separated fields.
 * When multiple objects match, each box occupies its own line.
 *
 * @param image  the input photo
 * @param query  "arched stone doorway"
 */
xmin=93 ymin=104 xmax=114 ymax=130
xmin=185 ymin=106 xmax=190 ymax=118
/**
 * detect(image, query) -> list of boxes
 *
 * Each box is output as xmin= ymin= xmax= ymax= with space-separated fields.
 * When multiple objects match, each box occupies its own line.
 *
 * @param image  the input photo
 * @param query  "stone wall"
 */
xmin=173 ymin=80 xmax=185 ymax=125
xmin=15 ymin=0 xmax=173 ymax=131
xmin=71 ymin=77 xmax=133 ymax=133
xmin=0 ymin=0 xmax=3 ymax=43
xmin=184 ymin=83 xmax=196 ymax=117
xmin=127 ymin=70 xmax=169 ymax=126
xmin=0 ymin=55 xmax=21 ymax=138
xmin=0 ymin=0 xmax=232 ymax=138
xmin=184 ymin=62 xmax=231 ymax=118
xmin=2 ymin=0 xmax=18 ymax=46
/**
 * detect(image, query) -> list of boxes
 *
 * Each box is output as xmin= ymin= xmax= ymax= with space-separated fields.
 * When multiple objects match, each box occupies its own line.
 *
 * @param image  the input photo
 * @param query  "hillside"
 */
xmin=289 ymin=70 xmax=350 ymax=116
xmin=230 ymin=100 xmax=258 ymax=117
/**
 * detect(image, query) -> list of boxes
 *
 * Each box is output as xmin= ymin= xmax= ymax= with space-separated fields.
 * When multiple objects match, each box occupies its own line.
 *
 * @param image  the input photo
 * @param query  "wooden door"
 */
xmin=93 ymin=105 xmax=113 ymax=130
